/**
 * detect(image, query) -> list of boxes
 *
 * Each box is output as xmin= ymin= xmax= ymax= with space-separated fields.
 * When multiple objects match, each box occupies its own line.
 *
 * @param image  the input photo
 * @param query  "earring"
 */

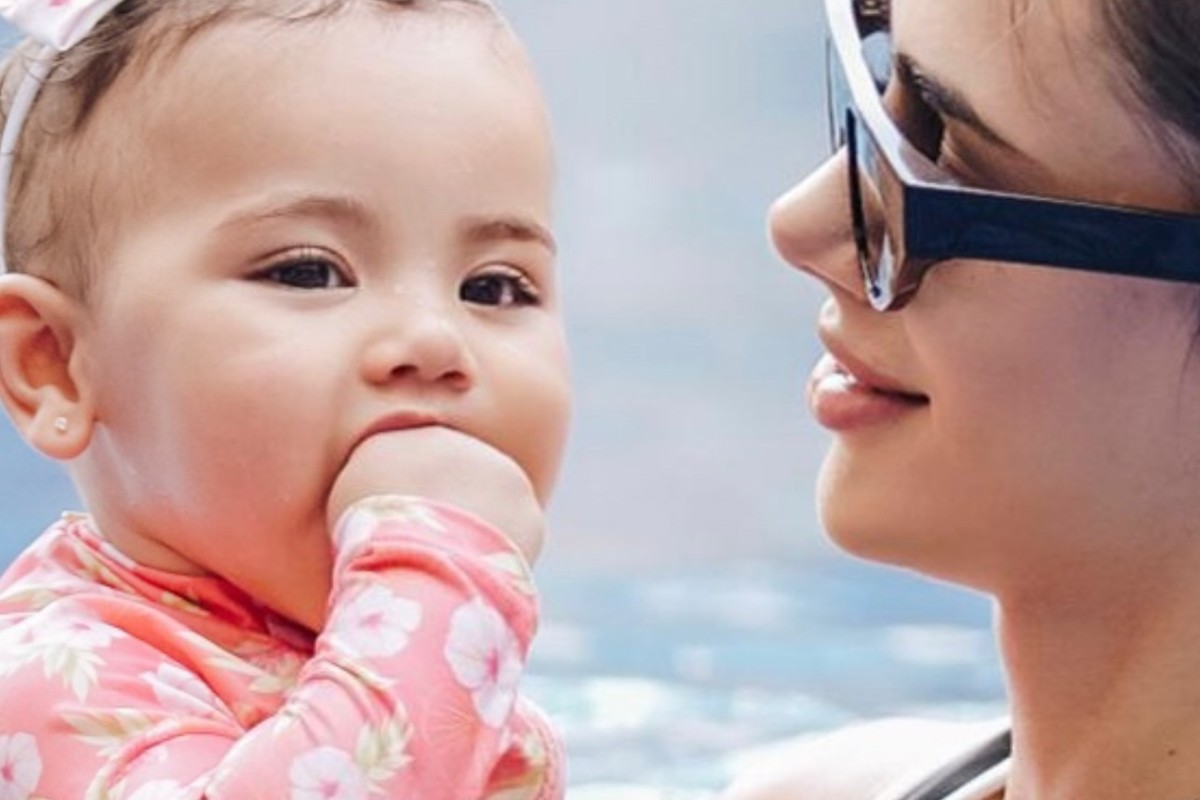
xmin=53 ymin=416 xmax=68 ymax=434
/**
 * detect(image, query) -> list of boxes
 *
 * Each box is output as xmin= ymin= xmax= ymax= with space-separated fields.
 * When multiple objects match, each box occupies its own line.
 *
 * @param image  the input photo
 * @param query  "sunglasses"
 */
xmin=826 ymin=0 xmax=1200 ymax=311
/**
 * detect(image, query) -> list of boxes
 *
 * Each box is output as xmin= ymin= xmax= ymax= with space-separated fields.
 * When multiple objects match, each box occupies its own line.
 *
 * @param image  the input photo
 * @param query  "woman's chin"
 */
xmin=816 ymin=460 xmax=907 ymax=561
xmin=817 ymin=473 xmax=966 ymax=580
xmin=820 ymin=507 xmax=910 ymax=566
xmin=819 ymin=496 xmax=1002 ymax=593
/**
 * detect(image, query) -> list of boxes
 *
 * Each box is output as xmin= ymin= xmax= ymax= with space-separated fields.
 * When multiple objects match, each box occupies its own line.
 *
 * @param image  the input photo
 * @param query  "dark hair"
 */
xmin=0 ymin=0 xmax=493 ymax=296
xmin=1101 ymin=0 xmax=1200 ymax=207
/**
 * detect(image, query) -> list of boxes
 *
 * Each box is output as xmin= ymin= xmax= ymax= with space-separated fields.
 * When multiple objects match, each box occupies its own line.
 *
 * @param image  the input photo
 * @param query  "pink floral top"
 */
xmin=0 ymin=496 xmax=564 ymax=800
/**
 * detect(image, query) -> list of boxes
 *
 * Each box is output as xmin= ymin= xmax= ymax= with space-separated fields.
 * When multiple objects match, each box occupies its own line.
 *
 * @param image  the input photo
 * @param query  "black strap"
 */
xmin=891 ymin=729 xmax=1011 ymax=800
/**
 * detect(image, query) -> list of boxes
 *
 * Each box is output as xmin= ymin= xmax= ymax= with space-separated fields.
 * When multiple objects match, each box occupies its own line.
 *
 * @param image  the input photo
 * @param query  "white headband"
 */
xmin=0 ymin=0 xmax=125 ymax=273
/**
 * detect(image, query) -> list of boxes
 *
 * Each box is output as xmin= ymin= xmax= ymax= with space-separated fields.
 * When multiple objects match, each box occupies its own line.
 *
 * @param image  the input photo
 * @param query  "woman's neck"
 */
xmin=996 ymin=539 xmax=1200 ymax=800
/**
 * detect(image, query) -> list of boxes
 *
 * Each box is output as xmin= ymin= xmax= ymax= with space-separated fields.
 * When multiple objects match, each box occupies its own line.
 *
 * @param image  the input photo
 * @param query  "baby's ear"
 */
xmin=0 ymin=273 xmax=94 ymax=460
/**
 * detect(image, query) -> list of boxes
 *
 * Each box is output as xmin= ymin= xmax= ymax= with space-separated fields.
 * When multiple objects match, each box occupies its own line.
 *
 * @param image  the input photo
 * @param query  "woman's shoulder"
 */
xmin=720 ymin=716 xmax=1008 ymax=800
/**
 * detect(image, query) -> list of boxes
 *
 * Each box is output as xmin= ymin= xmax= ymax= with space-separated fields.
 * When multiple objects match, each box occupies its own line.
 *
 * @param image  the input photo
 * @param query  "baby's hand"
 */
xmin=328 ymin=426 xmax=545 ymax=564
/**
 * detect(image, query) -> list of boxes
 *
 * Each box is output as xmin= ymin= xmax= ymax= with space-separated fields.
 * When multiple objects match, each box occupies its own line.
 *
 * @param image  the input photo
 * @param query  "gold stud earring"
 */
xmin=53 ymin=416 xmax=68 ymax=434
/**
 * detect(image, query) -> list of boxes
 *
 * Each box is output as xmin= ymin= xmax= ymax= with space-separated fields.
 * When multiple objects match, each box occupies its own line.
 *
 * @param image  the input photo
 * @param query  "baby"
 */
xmin=0 ymin=1 xmax=571 ymax=798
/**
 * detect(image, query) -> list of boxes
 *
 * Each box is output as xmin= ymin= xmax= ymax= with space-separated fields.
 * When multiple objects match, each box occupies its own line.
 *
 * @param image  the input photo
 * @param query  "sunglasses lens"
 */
xmin=828 ymin=25 xmax=907 ymax=310
xmin=825 ymin=39 xmax=849 ymax=152
xmin=833 ymin=89 xmax=894 ymax=310
xmin=852 ymin=122 xmax=898 ymax=309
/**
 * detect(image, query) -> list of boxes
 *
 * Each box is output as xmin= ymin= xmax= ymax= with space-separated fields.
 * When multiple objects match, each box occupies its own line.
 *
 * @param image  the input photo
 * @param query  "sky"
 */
xmin=496 ymin=0 xmax=839 ymax=572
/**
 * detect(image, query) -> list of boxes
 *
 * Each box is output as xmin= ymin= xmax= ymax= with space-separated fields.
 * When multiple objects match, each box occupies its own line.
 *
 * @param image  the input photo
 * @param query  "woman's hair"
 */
xmin=1100 ymin=0 xmax=1200 ymax=207
xmin=0 ymin=0 xmax=493 ymax=297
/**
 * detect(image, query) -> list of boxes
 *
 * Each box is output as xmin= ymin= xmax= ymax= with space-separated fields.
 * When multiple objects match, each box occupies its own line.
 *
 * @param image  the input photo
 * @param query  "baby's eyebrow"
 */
xmin=216 ymin=196 xmax=556 ymax=255
xmin=462 ymin=215 xmax=557 ymax=256
xmin=217 ymin=193 xmax=377 ymax=233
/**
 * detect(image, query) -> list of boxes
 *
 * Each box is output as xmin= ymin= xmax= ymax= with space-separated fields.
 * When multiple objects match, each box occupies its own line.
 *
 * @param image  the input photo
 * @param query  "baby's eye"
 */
xmin=460 ymin=268 xmax=540 ymax=308
xmin=254 ymin=254 xmax=352 ymax=290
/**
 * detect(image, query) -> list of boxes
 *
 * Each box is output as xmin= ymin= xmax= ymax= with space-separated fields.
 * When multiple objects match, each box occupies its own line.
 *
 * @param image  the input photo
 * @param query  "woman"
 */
xmin=725 ymin=0 xmax=1200 ymax=798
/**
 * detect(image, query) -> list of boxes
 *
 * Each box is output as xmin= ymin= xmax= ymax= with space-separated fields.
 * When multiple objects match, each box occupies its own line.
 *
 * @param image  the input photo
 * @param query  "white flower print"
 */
xmin=126 ymin=780 xmax=183 ymax=800
xmin=37 ymin=612 xmax=117 ymax=650
xmin=362 ymin=496 xmax=448 ymax=533
xmin=333 ymin=497 xmax=447 ymax=566
xmin=354 ymin=712 xmax=413 ymax=792
xmin=241 ymin=642 xmax=306 ymax=696
xmin=328 ymin=586 xmax=422 ymax=659
xmin=482 ymin=552 xmax=536 ymax=597
xmin=290 ymin=746 xmax=368 ymax=800
xmin=142 ymin=663 xmax=224 ymax=719
xmin=0 ymin=611 xmax=119 ymax=702
xmin=0 ymin=732 xmax=42 ymax=800
xmin=333 ymin=506 xmax=378 ymax=563
xmin=0 ymin=564 xmax=76 ymax=610
xmin=175 ymin=631 xmax=301 ymax=698
xmin=444 ymin=600 xmax=523 ymax=727
xmin=61 ymin=709 xmax=154 ymax=759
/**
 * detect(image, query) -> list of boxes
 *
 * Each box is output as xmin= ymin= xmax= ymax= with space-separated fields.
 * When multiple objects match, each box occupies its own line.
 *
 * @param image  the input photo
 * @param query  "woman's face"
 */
xmin=774 ymin=0 xmax=1200 ymax=591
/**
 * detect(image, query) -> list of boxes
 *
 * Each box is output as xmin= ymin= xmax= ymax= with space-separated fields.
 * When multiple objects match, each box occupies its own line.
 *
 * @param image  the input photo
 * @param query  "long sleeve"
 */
xmin=0 ymin=497 xmax=564 ymax=800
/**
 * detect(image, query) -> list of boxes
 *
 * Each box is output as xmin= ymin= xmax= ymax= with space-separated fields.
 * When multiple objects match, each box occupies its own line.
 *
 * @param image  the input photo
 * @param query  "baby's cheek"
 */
xmin=514 ymin=374 xmax=572 ymax=503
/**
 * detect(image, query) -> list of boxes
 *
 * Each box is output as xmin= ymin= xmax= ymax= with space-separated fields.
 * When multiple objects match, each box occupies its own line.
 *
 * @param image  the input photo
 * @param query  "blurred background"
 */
xmin=0 ymin=3 xmax=1006 ymax=798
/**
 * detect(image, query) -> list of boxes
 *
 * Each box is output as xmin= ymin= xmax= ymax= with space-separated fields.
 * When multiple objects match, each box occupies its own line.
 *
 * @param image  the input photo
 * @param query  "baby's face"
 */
xmin=72 ymin=8 xmax=569 ymax=623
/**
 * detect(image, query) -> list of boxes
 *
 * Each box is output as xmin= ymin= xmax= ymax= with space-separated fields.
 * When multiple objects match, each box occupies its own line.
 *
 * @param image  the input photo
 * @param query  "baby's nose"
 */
xmin=360 ymin=299 xmax=474 ymax=390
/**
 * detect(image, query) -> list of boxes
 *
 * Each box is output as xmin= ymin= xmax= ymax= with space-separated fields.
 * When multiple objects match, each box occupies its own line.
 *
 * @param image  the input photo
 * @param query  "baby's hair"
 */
xmin=0 ymin=0 xmax=495 ymax=298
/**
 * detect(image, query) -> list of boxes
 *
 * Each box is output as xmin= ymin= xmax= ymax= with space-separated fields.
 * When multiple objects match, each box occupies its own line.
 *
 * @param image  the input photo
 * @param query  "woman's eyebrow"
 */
xmin=894 ymin=51 xmax=1020 ymax=154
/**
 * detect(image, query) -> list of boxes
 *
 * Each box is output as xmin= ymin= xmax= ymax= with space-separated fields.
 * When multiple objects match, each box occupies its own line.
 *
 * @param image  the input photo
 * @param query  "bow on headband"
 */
xmin=0 ymin=0 xmax=126 ymax=50
xmin=0 ymin=0 xmax=125 ymax=272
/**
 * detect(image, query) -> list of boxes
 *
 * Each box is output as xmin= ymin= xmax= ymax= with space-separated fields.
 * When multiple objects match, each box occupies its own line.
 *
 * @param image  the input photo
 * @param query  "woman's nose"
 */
xmin=360 ymin=298 xmax=475 ymax=391
xmin=769 ymin=151 xmax=866 ymax=301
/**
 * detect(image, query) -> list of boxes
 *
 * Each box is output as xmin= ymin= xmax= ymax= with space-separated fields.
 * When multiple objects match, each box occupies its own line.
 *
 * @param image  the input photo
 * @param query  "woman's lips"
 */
xmin=808 ymin=353 xmax=929 ymax=432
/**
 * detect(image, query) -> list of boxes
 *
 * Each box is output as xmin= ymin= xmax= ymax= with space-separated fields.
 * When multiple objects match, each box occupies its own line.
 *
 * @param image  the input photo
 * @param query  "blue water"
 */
xmin=529 ymin=561 xmax=1006 ymax=796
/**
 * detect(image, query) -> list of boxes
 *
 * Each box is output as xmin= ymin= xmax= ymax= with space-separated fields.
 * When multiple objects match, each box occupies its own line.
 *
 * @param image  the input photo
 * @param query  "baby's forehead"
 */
xmin=104 ymin=5 xmax=525 ymax=166
xmin=121 ymin=1 xmax=503 ymax=94
xmin=3 ymin=0 xmax=515 ymax=293
xmin=119 ymin=7 xmax=509 ymax=129
xmin=78 ymin=4 xmax=548 ymax=244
